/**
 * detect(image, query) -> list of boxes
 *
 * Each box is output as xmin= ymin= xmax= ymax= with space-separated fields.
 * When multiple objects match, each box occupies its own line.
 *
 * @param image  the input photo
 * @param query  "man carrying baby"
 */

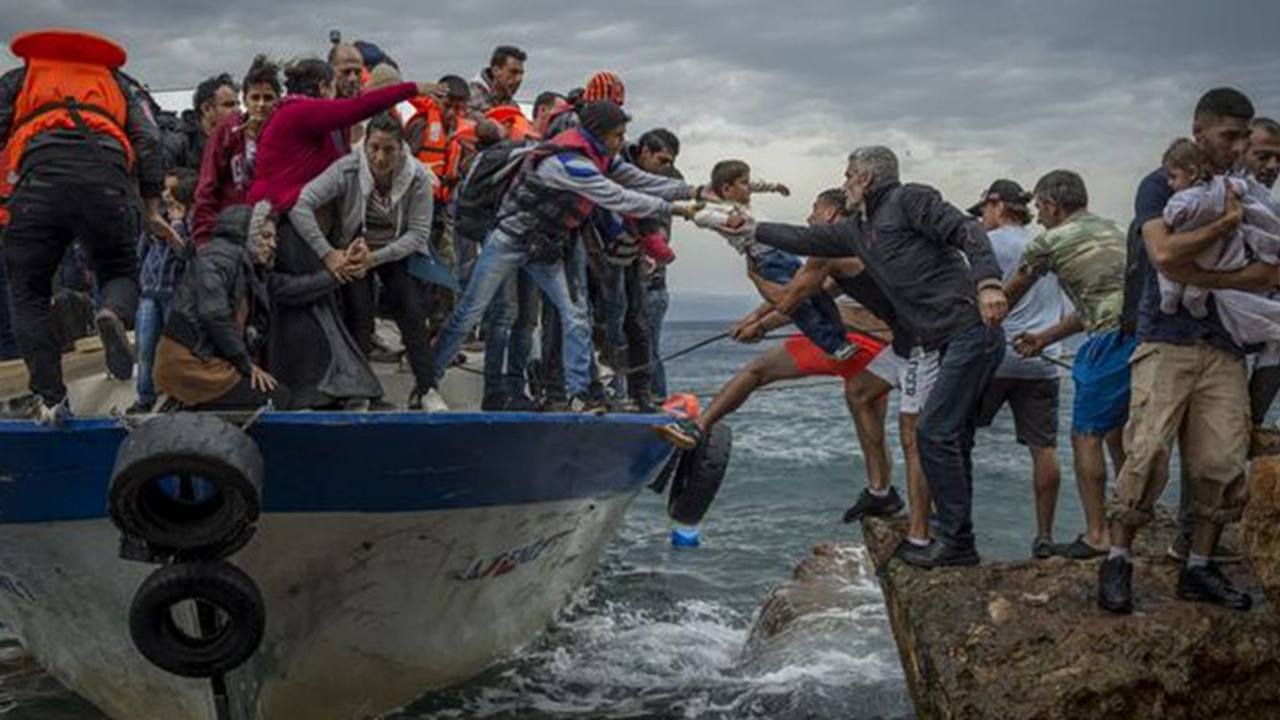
xmin=1099 ymin=88 xmax=1265 ymax=615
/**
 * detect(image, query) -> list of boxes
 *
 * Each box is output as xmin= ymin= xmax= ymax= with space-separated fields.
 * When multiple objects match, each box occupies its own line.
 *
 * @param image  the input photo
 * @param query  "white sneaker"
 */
xmin=422 ymin=388 xmax=449 ymax=413
xmin=34 ymin=398 xmax=73 ymax=428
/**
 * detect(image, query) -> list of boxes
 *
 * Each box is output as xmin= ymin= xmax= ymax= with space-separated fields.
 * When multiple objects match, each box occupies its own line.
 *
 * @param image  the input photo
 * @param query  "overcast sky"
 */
xmin=4 ymin=0 xmax=1279 ymax=296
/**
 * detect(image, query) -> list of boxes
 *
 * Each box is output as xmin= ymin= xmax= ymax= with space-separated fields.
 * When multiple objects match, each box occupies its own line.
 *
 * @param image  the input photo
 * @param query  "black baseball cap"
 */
xmin=579 ymin=100 xmax=630 ymax=138
xmin=967 ymin=179 xmax=1032 ymax=217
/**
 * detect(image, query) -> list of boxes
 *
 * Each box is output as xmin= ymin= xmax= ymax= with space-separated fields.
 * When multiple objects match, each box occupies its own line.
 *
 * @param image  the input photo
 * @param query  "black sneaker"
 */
xmin=842 ymin=487 xmax=905 ymax=523
xmin=893 ymin=538 xmax=980 ymax=569
xmin=125 ymin=399 xmax=154 ymax=415
xmin=502 ymin=394 xmax=540 ymax=412
xmin=568 ymin=395 xmax=607 ymax=415
xmin=654 ymin=419 xmax=702 ymax=449
xmin=1056 ymin=535 xmax=1108 ymax=561
xmin=632 ymin=394 xmax=659 ymax=414
xmin=1177 ymin=563 xmax=1253 ymax=611
xmin=1032 ymin=535 xmax=1055 ymax=559
xmin=1097 ymin=556 xmax=1133 ymax=614
xmin=96 ymin=309 xmax=135 ymax=381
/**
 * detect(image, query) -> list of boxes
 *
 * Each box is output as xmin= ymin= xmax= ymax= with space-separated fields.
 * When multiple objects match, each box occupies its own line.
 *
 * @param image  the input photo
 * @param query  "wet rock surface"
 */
xmin=1243 ymin=449 xmax=1280 ymax=613
xmin=860 ymin=512 xmax=1280 ymax=720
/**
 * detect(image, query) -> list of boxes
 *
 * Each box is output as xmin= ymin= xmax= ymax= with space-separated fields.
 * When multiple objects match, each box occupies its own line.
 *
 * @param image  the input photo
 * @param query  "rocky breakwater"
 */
xmin=1243 ymin=430 xmax=1280 ymax=613
xmin=860 ymin=512 xmax=1280 ymax=720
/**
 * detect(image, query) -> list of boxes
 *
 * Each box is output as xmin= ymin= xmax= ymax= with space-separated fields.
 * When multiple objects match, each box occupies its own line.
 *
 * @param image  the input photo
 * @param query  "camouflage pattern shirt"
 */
xmin=1020 ymin=211 xmax=1127 ymax=333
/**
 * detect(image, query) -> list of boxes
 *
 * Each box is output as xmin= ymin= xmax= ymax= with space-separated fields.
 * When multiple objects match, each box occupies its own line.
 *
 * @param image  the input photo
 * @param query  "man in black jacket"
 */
xmin=746 ymin=145 xmax=1009 ymax=568
xmin=0 ymin=33 xmax=175 ymax=424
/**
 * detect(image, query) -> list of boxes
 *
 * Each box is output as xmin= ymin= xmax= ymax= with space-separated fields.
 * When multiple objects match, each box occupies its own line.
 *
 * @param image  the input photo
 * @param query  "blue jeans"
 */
xmin=134 ymin=295 xmax=170 ymax=406
xmin=482 ymin=269 xmax=539 ymax=398
xmin=753 ymin=249 xmax=849 ymax=356
xmin=600 ymin=261 xmax=652 ymax=399
xmin=645 ymin=284 xmax=669 ymax=398
xmin=431 ymin=228 xmax=593 ymax=396
xmin=915 ymin=323 xmax=1005 ymax=546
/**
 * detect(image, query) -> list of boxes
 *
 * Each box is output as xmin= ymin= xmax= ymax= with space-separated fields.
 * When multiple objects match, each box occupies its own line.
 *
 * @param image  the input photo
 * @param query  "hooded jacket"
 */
xmin=755 ymin=180 xmax=1003 ymax=352
xmin=289 ymin=143 xmax=434 ymax=267
xmin=164 ymin=205 xmax=339 ymax=377
xmin=191 ymin=110 xmax=258 ymax=245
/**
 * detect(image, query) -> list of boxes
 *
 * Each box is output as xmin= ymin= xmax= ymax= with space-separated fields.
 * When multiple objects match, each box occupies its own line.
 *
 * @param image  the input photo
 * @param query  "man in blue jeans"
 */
xmin=421 ymin=101 xmax=702 ymax=412
xmin=746 ymin=145 xmax=1009 ymax=568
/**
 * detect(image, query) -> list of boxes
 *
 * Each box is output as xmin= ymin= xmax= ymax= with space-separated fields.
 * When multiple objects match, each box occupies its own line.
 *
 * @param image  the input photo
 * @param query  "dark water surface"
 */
xmin=2 ymin=321 xmax=1113 ymax=720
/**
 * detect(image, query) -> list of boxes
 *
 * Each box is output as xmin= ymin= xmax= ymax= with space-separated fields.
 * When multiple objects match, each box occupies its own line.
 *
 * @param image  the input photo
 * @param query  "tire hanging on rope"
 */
xmin=128 ymin=561 xmax=265 ymax=678
xmin=109 ymin=412 xmax=263 ymax=558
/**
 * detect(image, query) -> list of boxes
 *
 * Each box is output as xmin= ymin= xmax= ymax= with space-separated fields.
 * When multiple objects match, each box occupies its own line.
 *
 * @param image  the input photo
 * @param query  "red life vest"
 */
xmin=506 ymin=127 xmax=612 ymax=238
xmin=5 ymin=29 xmax=133 ymax=172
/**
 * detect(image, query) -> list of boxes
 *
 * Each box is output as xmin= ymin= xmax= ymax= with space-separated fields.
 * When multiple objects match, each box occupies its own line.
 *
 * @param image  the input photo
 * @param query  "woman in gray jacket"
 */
xmin=291 ymin=112 xmax=437 ymax=409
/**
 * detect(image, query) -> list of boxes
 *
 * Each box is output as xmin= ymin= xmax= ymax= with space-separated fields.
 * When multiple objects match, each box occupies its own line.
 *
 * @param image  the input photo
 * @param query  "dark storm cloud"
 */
xmin=3 ymin=0 xmax=1276 ymax=130
xmin=3 ymin=0 xmax=1276 ymax=291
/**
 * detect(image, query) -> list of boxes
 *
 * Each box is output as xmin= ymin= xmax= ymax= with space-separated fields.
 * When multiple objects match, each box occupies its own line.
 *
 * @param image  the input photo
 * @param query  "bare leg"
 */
xmin=697 ymin=347 xmax=801 ymax=432
xmin=1072 ymin=433 xmax=1110 ymax=549
xmin=845 ymin=373 xmax=892 ymax=493
xmin=1104 ymin=427 xmax=1126 ymax=478
xmin=1028 ymin=444 xmax=1062 ymax=540
xmin=901 ymin=412 xmax=930 ymax=541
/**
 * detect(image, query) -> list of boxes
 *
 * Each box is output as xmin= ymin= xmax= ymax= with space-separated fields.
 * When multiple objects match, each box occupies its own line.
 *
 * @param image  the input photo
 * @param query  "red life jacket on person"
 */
xmin=5 ymin=29 xmax=133 ymax=173
xmin=406 ymin=95 xmax=470 ymax=203
xmin=499 ymin=127 xmax=613 ymax=263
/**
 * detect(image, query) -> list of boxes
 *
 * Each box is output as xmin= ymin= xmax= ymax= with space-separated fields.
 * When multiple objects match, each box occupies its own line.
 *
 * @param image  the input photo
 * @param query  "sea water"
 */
xmin=1 ymin=320 xmax=1107 ymax=720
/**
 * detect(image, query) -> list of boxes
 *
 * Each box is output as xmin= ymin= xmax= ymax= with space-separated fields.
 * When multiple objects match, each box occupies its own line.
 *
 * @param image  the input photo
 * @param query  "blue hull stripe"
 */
xmin=0 ymin=412 xmax=675 ymax=524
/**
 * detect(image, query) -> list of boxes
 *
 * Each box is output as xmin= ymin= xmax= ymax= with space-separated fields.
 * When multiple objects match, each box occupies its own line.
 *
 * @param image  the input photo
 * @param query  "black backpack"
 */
xmin=452 ymin=140 xmax=533 ymax=244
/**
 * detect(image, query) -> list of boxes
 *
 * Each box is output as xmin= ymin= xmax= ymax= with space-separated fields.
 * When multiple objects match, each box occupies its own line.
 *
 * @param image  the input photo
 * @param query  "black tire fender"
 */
xmin=667 ymin=423 xmax=732 ymax=525
xmin=128 ymin=561 xmax=266 ymax=678
xmin=109 ymin=413 xmax=263 ymax=555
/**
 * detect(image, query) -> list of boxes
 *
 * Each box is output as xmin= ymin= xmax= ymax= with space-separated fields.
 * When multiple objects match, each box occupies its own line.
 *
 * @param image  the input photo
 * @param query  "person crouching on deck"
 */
xmin=154 ymin=203 xmax=358 ymax=411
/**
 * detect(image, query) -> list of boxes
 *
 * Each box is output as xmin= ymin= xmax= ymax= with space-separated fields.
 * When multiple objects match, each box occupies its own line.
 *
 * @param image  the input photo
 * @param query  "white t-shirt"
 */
xmin=988 ymin=224 xmax=1067 ymax=380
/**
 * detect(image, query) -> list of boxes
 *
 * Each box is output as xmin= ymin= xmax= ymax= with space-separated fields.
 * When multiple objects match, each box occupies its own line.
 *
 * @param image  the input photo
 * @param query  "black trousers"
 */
xmin=341 ymin=259 xmax=432 ymax=393
xmin=2 ymin=174 xmax=137 ymax=403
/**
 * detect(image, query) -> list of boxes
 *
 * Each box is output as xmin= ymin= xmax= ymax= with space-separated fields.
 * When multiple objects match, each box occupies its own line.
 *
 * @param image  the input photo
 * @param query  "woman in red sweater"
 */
xmin=190 ymin=55 xmax=282 ymax=246
xmin=246 ymin=59 xmax=428 ymax=215
xmin=246 ymin=59 xmax=434 ymax=410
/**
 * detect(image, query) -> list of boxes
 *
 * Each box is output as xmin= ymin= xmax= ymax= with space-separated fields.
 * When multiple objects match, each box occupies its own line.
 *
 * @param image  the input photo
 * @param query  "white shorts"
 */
xmin=866 ymin=346 xmax=940 ymax=415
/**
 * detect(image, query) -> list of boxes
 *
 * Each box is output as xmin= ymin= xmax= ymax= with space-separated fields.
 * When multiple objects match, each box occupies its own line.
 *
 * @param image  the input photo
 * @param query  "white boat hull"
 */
xmin=0 ymin=492 xmax=638 ymax=720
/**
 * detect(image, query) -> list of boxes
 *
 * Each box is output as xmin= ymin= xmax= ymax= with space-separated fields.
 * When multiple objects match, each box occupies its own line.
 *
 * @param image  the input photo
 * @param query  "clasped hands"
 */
xmin=324 ymin=238 xmax=374 ymax=282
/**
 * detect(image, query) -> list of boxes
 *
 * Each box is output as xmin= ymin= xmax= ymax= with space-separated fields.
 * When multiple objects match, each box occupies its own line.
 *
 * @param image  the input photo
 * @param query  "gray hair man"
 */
xmin=747 ymin=145 xmax=1009 ymax=568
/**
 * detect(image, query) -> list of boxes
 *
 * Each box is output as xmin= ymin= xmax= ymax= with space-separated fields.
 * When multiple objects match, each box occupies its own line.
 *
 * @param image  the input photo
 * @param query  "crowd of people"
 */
xmin=2 ymin=28 xmax=1279 ymax=616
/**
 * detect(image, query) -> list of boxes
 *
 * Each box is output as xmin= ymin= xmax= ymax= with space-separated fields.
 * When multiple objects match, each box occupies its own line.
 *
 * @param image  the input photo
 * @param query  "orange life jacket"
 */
xmin=663 ymin=393 xmax=702 ymax=420
xmin=406 ymin=96 xmax=468 ymax=203
xmin=5 ymin=30 xmax=133 ymax=173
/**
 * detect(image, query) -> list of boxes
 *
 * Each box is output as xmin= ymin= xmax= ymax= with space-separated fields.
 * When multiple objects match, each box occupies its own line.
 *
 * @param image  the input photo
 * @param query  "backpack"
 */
xmin=451 ymin=140 xmax=532 ymax=244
